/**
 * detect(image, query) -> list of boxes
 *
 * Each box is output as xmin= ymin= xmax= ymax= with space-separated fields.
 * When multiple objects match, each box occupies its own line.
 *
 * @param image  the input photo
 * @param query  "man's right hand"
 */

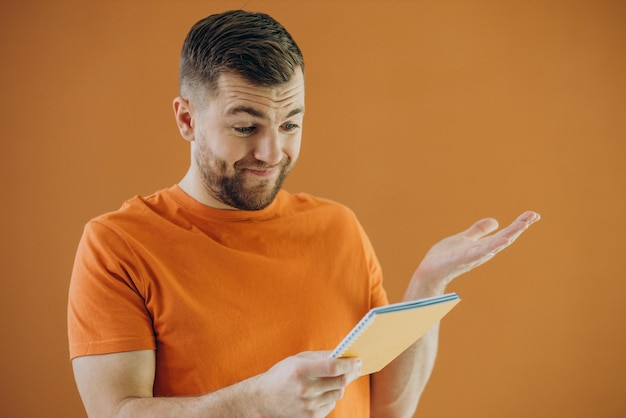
xmin=251 ymin=351 xmax=362 ymax=417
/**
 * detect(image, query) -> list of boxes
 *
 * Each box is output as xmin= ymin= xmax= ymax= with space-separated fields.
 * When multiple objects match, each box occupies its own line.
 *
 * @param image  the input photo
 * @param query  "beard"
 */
xmin=195 ymin=144 xmax=293 ymax=211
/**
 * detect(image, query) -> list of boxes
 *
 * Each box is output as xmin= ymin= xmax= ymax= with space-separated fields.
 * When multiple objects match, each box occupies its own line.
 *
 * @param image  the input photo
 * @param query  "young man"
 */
xmin=68 ymin=10 xmax=539 ymax=417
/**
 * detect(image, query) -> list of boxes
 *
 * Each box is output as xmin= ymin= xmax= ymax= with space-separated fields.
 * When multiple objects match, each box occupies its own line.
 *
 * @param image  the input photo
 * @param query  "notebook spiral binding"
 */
xmin=330 ymin=311 xmax=376 ymax=359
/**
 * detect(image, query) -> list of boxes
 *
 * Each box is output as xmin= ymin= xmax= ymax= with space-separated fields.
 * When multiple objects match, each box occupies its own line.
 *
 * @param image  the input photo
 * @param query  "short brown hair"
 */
xmin=179 ymin=10 xmax=304 ymax=97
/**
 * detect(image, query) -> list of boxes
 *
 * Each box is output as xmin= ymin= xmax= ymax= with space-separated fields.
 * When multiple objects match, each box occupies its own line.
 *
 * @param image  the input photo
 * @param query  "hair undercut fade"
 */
xmin=179 ymin=10 xmax=304 ymax=98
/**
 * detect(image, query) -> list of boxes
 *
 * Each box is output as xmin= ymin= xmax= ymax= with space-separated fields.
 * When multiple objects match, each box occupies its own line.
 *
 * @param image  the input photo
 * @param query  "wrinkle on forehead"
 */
xmin=217 ymin=71 xmax=305 ymax=111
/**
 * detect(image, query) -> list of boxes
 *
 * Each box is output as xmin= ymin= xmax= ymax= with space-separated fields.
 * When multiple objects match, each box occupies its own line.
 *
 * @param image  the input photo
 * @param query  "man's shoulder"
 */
xmin=278 ymin=190 xmax=358 ymax=222
xmin=87 ymin=187 xmax=175 ymax=230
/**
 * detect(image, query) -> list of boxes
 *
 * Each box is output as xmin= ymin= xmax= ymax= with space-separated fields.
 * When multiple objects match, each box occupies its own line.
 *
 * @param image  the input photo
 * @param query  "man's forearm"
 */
xmin=77 ymin=351 xmax=360 ymax=418
xmin=115 ymin=375 xmax=263 ymax=418
xmin=370 ymin=325 xmax=439 ymax=418
xmin=370 ymin=268 xmax=443 ymax=418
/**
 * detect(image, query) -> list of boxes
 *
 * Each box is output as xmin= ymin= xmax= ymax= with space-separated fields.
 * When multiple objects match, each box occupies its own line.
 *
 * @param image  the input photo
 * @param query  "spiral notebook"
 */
xmin=330 ymin=293 xmax=460 ymax=375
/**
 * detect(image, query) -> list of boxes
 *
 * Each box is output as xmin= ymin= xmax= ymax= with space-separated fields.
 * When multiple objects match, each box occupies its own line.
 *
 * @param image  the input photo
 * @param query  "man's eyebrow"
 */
xmin=286 ymin=107 xmax=305 ymax=118
xmin=227 ymin=106 xmax=267 ymax=119
xmin=226 ymin=106 xmax=305 ymax=119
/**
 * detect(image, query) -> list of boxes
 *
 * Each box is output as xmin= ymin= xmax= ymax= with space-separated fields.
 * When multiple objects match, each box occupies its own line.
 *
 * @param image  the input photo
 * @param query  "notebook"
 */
xmin=330 ymin=293 xmax=461 ymax=375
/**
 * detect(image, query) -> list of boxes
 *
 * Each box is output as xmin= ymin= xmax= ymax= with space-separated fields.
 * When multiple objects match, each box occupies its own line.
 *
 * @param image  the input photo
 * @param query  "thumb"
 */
xmin=461 ymin=218 xmax=499 ymax=241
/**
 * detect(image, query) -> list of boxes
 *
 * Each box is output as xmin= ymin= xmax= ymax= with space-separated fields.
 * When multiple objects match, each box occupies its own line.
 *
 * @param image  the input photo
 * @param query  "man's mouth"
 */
xmin=242 ymin=166 xmax=278 ymax=177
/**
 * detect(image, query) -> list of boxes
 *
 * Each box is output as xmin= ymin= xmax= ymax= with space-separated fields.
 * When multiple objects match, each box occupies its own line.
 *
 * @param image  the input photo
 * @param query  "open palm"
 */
xmin=407 ymin=211 xmax=541 ymax=297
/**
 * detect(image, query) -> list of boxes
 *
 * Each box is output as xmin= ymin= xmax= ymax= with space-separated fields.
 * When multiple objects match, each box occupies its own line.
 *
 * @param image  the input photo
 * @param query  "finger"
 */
xmin=492 ymin=211 xmax=541 ymax=245
xmin=517 ymin=210 xmax=541 ymax=224
xmin=302 ymin=374 xmax=350 ymax=399
xmin=305 ymin=387 xmax=343 ymax=412
xmin=461 ymin=218 xmax=499 ymax=241
xmin=503 ymin=211 xmax=541 ymax=236
xmin=478 ymin=211 xmax=541 ymax=255
xmin=302 ymin=356 xmax=361 ymax=379
xmin=319 ymin=401 xmax=338 ymax=417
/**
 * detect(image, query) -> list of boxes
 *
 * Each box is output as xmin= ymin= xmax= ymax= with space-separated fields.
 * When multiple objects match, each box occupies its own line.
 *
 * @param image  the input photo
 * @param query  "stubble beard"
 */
xmin=197 ymin=153 xmax=293 ymax=211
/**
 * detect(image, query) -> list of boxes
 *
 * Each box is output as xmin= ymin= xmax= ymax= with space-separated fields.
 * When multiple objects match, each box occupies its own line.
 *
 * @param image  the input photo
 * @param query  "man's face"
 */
xmin=179 ymin=70 xmax=305 ymax=210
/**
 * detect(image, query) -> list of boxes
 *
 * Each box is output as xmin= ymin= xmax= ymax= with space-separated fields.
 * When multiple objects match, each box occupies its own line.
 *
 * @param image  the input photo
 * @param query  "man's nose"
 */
xmin=253 ymin=130 xmax=283 ymax=165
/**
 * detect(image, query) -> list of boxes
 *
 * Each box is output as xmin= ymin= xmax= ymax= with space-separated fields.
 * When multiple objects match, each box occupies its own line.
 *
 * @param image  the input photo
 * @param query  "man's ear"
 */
xmin=173 ymin=97 xmax=195 ymax=142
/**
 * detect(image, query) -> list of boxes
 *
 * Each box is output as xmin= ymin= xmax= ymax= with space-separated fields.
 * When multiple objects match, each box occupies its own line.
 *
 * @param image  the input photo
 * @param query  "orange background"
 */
xmin=2 ymin=1 xmax=625 ymax=417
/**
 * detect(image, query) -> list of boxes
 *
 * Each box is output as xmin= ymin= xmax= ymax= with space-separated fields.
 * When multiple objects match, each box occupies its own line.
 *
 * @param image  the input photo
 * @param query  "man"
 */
xmin=68 ymin=10 xmax=539 ymax=417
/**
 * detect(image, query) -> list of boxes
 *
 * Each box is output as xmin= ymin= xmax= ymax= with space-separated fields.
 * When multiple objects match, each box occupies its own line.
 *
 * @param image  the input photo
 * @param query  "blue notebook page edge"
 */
xmin=373 ymin=292 xmax=459 ymax=314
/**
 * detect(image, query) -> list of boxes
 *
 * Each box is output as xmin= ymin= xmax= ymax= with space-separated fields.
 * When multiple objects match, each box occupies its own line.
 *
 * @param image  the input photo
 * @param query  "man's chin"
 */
xmin=224 ymin=184 xmax=282 ymax=211
xmin=222 ymin=167 xmax=289 ymax=210
xmin=232 ymin=195 xmax=277 ymax=210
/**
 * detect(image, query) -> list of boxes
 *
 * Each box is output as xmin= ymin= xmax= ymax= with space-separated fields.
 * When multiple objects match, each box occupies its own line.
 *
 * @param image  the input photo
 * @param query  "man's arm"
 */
xmin=370 ymin=211 xmax=541 ymax=417
xmin=72 ymin=349 xmax=361 ymax=418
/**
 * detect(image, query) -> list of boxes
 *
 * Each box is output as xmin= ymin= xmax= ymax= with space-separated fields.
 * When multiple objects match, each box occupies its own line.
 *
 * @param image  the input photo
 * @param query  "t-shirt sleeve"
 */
xmin=67 ymin=220 xmax=156 ymax=360
xmin=354 ymin=218 xmax=389 ymax=309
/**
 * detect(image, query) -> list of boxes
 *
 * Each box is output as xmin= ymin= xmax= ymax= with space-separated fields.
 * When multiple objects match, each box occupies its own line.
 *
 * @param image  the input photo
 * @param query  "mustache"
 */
xmin=234 ymin=156 xmax=291 ymax=171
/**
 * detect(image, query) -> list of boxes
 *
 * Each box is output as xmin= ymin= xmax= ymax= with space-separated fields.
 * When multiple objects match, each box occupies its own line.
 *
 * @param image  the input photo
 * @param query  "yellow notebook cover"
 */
xmin=330 ymin=293 xmax=460 ymax=375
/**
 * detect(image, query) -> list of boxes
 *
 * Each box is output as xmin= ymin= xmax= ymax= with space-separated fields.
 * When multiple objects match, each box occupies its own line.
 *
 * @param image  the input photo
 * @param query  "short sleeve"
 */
xmin=67 ymin=220 xmax=155 ymax=359
xmin=354 ymin=218 xmax=389 ymax=309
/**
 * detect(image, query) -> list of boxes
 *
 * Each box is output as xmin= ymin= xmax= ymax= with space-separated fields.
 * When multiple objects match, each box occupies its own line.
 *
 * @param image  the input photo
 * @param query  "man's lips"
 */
xmin=242 ymin=166 xmax=278 ymax=177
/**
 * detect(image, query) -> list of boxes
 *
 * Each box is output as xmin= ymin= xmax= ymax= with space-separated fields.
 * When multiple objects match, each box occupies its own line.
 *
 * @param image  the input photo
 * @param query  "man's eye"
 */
xmin=234 ymin=126 xmax=255 ymax=135
xmin=282 ymin=123 xmax=300 ymax=131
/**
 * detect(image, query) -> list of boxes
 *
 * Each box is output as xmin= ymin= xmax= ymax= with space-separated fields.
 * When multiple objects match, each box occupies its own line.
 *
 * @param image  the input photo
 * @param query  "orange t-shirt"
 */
xmin=68 ymin=186 xmax=388 ymax=416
